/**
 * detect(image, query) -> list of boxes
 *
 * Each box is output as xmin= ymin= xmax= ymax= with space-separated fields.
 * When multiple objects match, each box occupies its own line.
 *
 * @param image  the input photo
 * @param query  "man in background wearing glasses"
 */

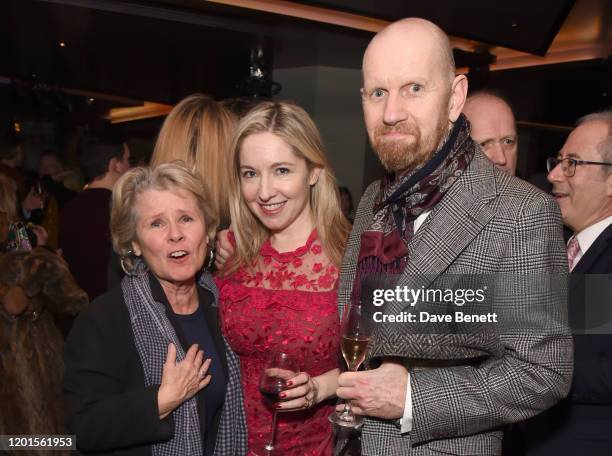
xmin=523 ymin=109 xmax=612 ymax=455
xmin=547 ymin=111 xmax=612 ymax=259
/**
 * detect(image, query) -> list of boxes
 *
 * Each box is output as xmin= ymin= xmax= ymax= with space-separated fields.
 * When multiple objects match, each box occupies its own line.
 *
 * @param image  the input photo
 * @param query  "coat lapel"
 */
xmin=394 ymin=152 xmax=497 ymax=294
xmin=341 ymin=151 xmax=498 ymax=318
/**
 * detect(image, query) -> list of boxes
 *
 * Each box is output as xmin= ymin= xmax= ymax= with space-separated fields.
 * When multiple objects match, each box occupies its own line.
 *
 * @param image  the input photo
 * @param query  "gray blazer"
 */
xmin=337 ymin=150 xmax=573 ymax=455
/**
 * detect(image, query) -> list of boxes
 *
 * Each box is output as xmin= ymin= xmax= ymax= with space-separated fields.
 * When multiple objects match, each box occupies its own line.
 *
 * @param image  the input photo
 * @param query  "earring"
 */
xmin=205 ymin=245 xmax=215 ymax=270
xmin=120 ymin=250 xmax=134 ymax=275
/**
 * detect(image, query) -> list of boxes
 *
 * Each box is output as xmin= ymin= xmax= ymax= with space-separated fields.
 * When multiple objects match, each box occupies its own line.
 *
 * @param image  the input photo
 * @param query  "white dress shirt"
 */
xmin=399 ymin=210 xmax=430 ymax=433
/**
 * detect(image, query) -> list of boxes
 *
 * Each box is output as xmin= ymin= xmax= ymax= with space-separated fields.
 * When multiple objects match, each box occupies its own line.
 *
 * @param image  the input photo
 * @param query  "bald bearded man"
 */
xmin=335 ymin=18 xmax=572 ymax=455
xmin=463 ymin=91 xmax=519 ymax=175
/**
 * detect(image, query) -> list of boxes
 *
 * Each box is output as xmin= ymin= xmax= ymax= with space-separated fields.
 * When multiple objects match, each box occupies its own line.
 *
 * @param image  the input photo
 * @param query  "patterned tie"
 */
xmin=566 ymin=236 xmax=582 ymax=271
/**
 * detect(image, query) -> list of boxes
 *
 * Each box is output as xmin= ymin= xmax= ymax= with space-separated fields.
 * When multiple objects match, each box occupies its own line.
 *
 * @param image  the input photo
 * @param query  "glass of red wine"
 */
xmin=255 ymin=351 xmax=299 ymax=455
xmin=329 ymin=299 xmax=371 ymax=429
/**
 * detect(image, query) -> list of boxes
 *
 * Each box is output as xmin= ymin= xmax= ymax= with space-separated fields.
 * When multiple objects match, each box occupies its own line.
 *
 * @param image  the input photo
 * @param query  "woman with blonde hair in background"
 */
xmin=216 ymin=101 xmax=351 ymax=455
xmin=151 ymin=93 xmax=237 ymax=227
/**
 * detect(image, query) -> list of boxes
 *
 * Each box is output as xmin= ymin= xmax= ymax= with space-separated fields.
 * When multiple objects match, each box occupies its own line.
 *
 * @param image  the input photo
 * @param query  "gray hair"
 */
xmin=110 ymin=162 xmax=218 ymax=272
xmin=577 ymin=109 xmax=612 ymax=163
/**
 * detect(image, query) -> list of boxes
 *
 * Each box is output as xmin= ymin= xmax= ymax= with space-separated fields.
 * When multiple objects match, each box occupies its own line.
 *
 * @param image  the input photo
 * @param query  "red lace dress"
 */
xmin=216 ymin=230 xmax=340 ymax=456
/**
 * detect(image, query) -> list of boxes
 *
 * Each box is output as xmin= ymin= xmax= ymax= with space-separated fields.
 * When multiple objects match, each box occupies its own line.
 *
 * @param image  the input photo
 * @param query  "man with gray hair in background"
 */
xmin=523 ymin=109 xmax=612 ymax=455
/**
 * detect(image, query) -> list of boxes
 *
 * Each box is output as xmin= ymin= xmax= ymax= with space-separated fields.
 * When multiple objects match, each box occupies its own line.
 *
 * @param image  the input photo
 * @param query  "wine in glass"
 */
xmin=329 ymin=300 xmax=371 ymax=428
xmin=254 ymin=351 xmax=299 ymax=456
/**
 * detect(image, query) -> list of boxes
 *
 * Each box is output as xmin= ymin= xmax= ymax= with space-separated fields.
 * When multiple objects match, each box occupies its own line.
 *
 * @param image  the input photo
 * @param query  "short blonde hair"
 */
xmin=227 ymin=101 xmax=350 ymax=270
xmin=151 ymin=94 xmax=237 ymax=227
xmin=111 ymin=162 xmax=218 ymax=273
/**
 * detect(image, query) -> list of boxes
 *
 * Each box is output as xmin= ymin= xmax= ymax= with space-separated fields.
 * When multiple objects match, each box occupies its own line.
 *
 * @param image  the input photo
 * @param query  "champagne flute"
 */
xmin=254 ymin=351 xmax=299 ymax=455
xmin=329 ymin=300 xmax=371 ymax=428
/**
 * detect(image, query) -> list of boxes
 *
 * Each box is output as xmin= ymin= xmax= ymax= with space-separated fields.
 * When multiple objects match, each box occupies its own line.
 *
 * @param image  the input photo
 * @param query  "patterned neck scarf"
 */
xmin=121 ymin=260 xmax=248 ymax=456
xmin=353 ymin=115 xmax=475 ymax=300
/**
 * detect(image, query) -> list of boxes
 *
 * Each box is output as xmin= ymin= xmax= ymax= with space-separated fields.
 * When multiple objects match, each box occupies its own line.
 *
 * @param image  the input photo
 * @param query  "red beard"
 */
xmin=372 ymin=115 xmax=449 ymax=174
xmin=373 ymin=123 xmax=423 ymax=172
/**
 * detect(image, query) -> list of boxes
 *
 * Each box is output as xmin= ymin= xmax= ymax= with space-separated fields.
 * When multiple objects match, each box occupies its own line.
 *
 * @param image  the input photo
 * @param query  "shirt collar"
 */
xmin=573 ymin=214 xmax=612 ymax=254
xmin=414 ymin=211 xmax=431 ymax=233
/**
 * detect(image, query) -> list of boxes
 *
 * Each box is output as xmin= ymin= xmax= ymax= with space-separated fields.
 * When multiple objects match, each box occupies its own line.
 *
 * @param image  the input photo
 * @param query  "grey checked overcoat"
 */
xmin=337 ymin=150 xmax=574 ymax=455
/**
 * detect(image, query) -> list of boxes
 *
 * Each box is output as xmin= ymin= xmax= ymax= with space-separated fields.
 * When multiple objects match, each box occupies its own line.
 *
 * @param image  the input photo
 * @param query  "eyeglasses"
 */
xmin=546 ymin=157 xmax=612 ymax=177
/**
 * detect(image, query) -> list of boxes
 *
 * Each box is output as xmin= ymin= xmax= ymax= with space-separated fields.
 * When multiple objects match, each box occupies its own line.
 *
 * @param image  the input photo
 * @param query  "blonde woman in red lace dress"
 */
xmin=216 ymin=101 xmax=351 ymax=455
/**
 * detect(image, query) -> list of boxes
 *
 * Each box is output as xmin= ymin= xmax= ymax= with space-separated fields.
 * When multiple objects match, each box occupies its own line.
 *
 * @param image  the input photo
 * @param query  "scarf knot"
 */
xmin=353 ymin=115 xmax=476 ymax=301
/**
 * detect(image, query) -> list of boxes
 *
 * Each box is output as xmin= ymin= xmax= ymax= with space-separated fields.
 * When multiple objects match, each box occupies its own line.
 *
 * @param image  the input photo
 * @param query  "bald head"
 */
xmin=364 ymin=18 xmax=456 ymax=84
xmin=463 ymin=92 xmax=518 ymax=174
xmin=464 ymin=92 xmax=514 ymax=120
xmin=361 ymin=18 xmax=468 ymax=174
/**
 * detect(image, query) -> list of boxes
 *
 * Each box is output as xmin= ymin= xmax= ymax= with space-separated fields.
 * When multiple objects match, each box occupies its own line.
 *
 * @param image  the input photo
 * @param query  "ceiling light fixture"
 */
xmin=103 ymin=102 xmax=173 ymax=124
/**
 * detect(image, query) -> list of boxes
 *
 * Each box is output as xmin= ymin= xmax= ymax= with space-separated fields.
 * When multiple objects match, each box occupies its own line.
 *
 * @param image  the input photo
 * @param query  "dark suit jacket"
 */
xmin=523 ymin=222 xmax=612 ymax=455
xmin=64 ymin=274 xmax=228 ymax=456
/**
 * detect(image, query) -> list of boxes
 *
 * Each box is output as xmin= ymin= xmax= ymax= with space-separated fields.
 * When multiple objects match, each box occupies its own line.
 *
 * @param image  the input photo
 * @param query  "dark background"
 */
xmin=0 ymin=0 xmax=610 ymax=187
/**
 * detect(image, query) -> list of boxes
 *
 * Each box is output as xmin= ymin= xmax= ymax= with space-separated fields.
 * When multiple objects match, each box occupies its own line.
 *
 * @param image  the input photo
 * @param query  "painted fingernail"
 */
xmin=286 ymin=381 xmax=293 ymax=387
xmin=275 ymin=404 xmax=283 ymax=409
xmin=279 ymin=392 xmax=286 ymax=398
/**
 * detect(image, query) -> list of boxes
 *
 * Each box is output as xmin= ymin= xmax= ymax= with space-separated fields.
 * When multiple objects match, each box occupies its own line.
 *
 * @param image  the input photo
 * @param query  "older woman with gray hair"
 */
xmin=64 ymin=163 xmax=247 ymax=456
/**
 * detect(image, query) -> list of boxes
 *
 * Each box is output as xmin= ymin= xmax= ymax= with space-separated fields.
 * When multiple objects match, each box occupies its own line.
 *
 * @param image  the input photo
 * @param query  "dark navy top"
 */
xmin=170 ymin=304 xmax=227 ymax=434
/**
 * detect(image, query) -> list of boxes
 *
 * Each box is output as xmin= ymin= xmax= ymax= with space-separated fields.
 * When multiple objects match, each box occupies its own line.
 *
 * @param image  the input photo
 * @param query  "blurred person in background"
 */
xmin=59 ymin=137 xmax=130 ymax=301
xmin=0 ymin=129 xmax=26 ymax=195
xmin=22 ymin=150 xmax=77 ymax=249
xmin=0 ymin=247 xmax=87 ymax=455
xmin=0 ymin=129 xmax=46 ymax=219
xmin=106 ymin=136 xmax=154 ymax=289
xmin=36 ymin=150 xmax=77 ymax=207
xmin=463 ymin=90 xmax=518 ymax=175
xmin=1 ymin=172 xmax=48 ymax=252
xmin=0 ymin=173 xmax=20 ymax=249
xmin=339 ymin=186 xmax=355 ymax=223
xmin=151 ymin=93 xmax=237 ymax=229
xmin=1 ymin=171 xmax=87 ymax=454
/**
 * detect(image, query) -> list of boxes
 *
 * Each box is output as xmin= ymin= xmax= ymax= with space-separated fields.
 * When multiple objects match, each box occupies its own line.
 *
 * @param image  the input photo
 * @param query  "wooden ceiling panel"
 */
xmin=0 ymin=0 xmax=607 ymax=106
xmin=295 ymin=0 xmax=576 ymax=55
